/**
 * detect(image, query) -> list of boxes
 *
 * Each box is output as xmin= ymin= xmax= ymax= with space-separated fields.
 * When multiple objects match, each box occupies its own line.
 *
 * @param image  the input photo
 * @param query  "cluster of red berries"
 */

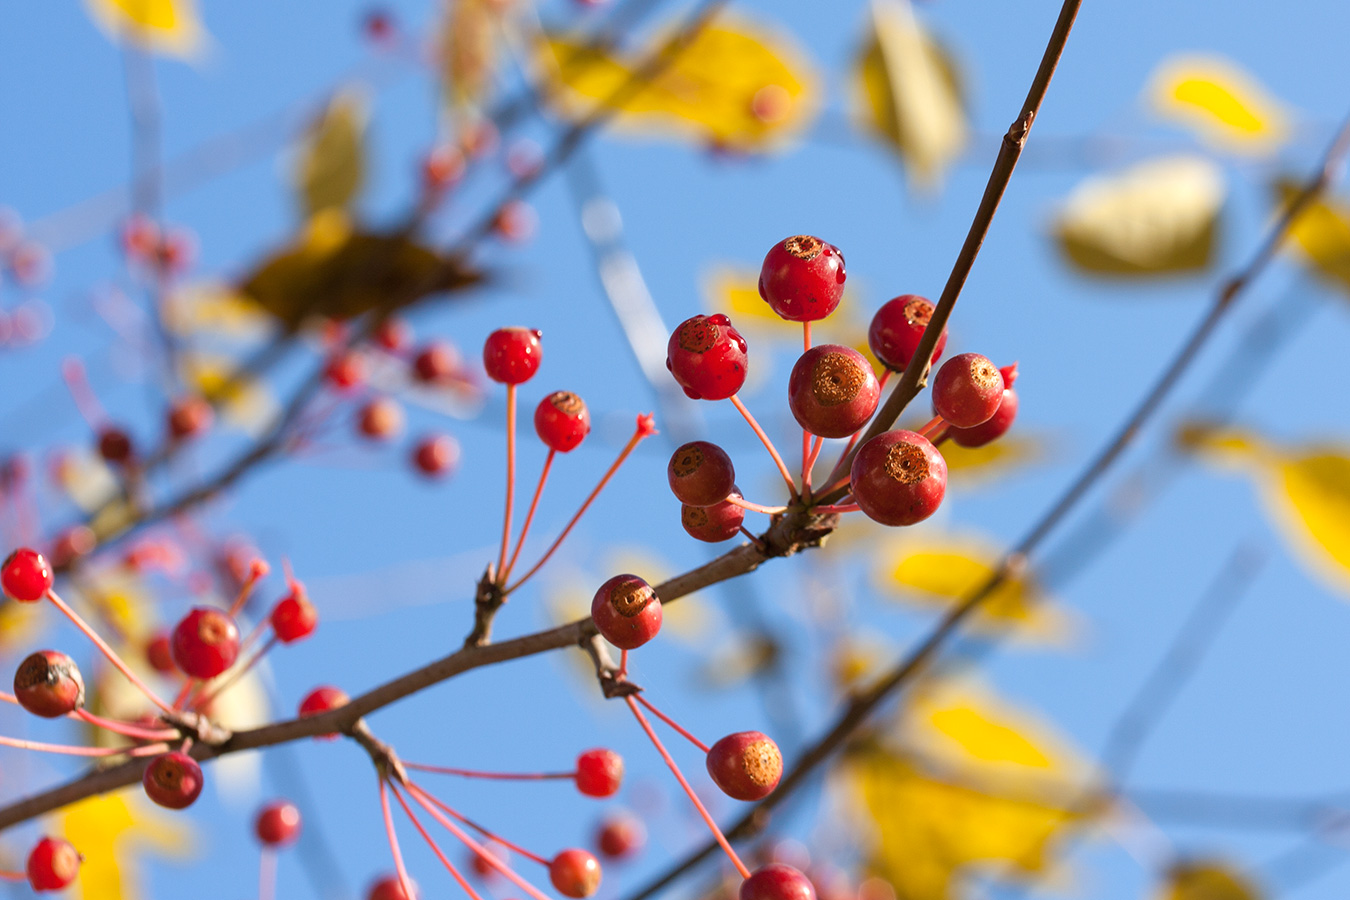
xmin=663 ymin=235 xmax=1019 ymax=533
xmin=119 ymin=214 xmax=196 ymax=276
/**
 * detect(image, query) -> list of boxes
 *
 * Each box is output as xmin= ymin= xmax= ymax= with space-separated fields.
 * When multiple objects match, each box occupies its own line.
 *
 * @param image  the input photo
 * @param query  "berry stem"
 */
xmin=803 ymin=321 xmax=812 ymax=353
xmin=74 ymin=708 xmax=178 ymax=742
xmin=916 ymin=415 xmax=947 ymax=442
xmin=737 ymin=526 xmax=765 ymax=550
xmin=259 ymin=848 xmax=277 ymax=900
xmin=0 ymin=734 xmax=169 ymax=757
xmin=723 ymin=496 xmax=788 ymax=516
xmin=227 ymin=563 xmax=268 ymax=618
xmin=811 ymin=503 xmax=860 ymax=515
xmin=0 ymin=871 xmax=23 ymax=882
xmin=390 ymin=783 xmax=488 ymax=900
xmin=378 ymin=777 xmax=419 ymax=900
xmin=634 ymin=694 xmax=710 ymax=753
xmin=45 ymin=590 xmax=174 ymax=715
xmin=619 ymin=648 xmax=629 ymax=677
xmin=496 ymin=383 xmax=519 ymax=585
xmin=502 ymin=448 xmax=555 ymax=584
xmin=406 ymin=784 xmax=556 ymax=900
xmin=505 ymin=416 xmax=656 ymax=594
xmin=413 ymin=788 xmax=550 ymax=866
xmin=801 ymin=321 xmax=813 ymax=495
xmin=624 ymin=696 xmax=751 ymax=879
xmin=402 ymin=762 xmax=573 ymax=781
xmin=802 ymin=434 xmax=824 ymax=494
xmin=729 ymin=395 xmax=798 ymax=501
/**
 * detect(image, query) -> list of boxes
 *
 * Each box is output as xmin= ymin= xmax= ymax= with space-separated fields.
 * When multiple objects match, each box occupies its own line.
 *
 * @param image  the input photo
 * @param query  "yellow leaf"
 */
xmin=53 ymin=451 xmax=119 ymax=513
xmin=1274 ymin=177 xmax=1350 ymax=295
xmin=439 ymin=0 xmax=506 ymax=113
xmin=181 ymin=354 xmax=278 ymax=439
xmin=941 ymin=435 xmax=1043 ymax=486
xmin=62 ymin=791 xmax=194 ymax=900
xmin=874 ymin=536 xmax=1073 ymax=643
xmin=0 ymin=600 xmax=44 ymax=653
xmin=295 ymin=89 xmax=368 ymax=218
xmin=854 ymin=0 xmax=967 ymax=189
xmin=1159 ymin=860 xmax=1263 ymax=900
xmin=541 ymin=15 xmax=819 ymax=153
xmin=83 ymin=0 xmax=205 ymax=57
xmin=704 ymin=268 xmax=799 ymax=334
xmin=238 ymin=218 xmax=483 ymax=329
xmin=1054 ymin=156 xmax=1224 ymax=276
xmin=1268 ymin=449 xmax=1350 ymax=593
xmin=163 ymin=282 xmax=270 ymax=339
xmin=1173 ymin=422 xmax=1269 ymax=471
xmin=1149 ymin=56 xmax=1289 ymax=155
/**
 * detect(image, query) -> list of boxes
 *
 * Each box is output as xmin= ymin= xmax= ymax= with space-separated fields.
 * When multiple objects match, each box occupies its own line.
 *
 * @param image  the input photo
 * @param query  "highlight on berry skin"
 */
xmin=590 ymin=574 xmax=663 ymax=650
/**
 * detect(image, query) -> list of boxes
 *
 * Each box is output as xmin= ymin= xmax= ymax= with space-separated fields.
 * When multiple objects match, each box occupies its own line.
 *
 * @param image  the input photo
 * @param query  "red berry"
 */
xmin=550 ymin=849 xmax=602 ymax=898
xmin=483 ymin=328 xmax=543 ymax=384
xmin=493 ymin=200 xmax=537 ymax=243
xmin=146 ymin=632 xmax=177 ymax=674
xmin=2 ymin=548 xmax=54 ymax=601
xmin=14 ymin=651 xmax=85 ymax=718
xmin=849 ymin=430 xmax=947 ymax=527
xmin=412 ymin=434 xmax=460 ymax=478
xmin=931 ymin=353 xmax=1003 ymax=428
xmin=363 ymin=8 xmax=396 ymax=44
xmin=596 ymin=813 xmax=645 ymax=859
xmin=375 ymin=318 xmax=413 ymax=353
xmin=121 ymin=214 xmax=160 ymax=260
xmin=170 ymin=607 xmax=241 ymax=679
xmin=271 ymin=590 xmax=318 ymax=644
xmin=575 ymin=748 xmax=624 ymax=797
xmin=535 ymin=391 xmax=591 ymax=453
xmin=412 ymin=341 xmax=460 ymax=384
xmin=49 ymin=526 xmax=96 ymax=570
xmin=358 ymin=398 xmax=405 ymax=441
xmin=168 ymin=395 xmax=213 ymax=441
xmin=948 ymin=364 xmax=1019 ymax=448
xmin=787 ymin=345 xmax=880 ymax=439
xmin=758 ymin=236 xmax=846 ymax=323
xmin=97 ymin=427 xmax=135 ymax=465
xmin=590 ymin=574 xmax=662 ymax=651
xmin=299 ymin=685 xmax=349 ymax=739
xmin=469 ymin=842 xmax=509 ymax=878
xmin=143 ymin=751 xmax=204 ymax=809
xmin=422 ymin=145 xmax=466 ymax=193
xmin=667 ymin=441 xmax=735 ymax=507
xmin=325 ymin=352 xmax=366 ymax=391
xmin=741 ymin=865 xmax=817 ymax=900
xmin=665 ymin=314 xmax=748 ymax=401
xmin=868 ymin=295 xmax=947 ymax=372
xmin=681 ymin=489 xmax=746 ymax=543
xmin=706 ymin=731 xmax=782 ymax=801
xmin=255 ymin=800 xmax=302 ymax=847
xmin=368 ymin=876 xmax=417 ymax=900
xmin=26 ymin=837 xmax=81 ymax=892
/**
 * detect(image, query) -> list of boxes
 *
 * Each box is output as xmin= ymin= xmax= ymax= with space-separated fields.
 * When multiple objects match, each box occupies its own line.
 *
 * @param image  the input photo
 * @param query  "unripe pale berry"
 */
xmin=171 ymin=607 xmax=241 ymax=679
xmin=143 ymin=751 xmax=204 ymax=809
xmin=591 ymin=574 xmax=662 ymax=650
xmin=2 ymin=548 xmax=53 ymax=601
xmin=412 ymin=434 xmax=459 ymax=478
xmin=535 ymin=391 xmax=591 ymax=453
xmin=271 ymin=589 xmax=318 ymax=643
xmin=596 ymin=812 xmax=645 ymax=859
xmin=550 ymin=849 xmax=602 ymax=898
xmin=868 ymin=295 xmax=947 ymax=372
xmin=706 ymin=731 xmax=783 ymax=801
xmin=931 ymin=353 xmax=1003 ymax=428
xmin=14 ymin=651 xmax=85 ymax=718
xmin=850 ymin=431 xmax=947 ymax=527
xmin=668 ymin=441 xmax=735 ymax=507
xmin=255 ymin=800 xmax=302 ymax=847
xmin=299 ymin=685 xmax=349 ymax=739
xmin=26 ymin=837 xmax=81 ymax=892
xmin=948 ymin=363 xmax=1019 ymax=448
xmin=741 ymin=865 xmax=817 ymax=900
xmin=358 ymin=398 xmax=405 ymax=441
xmin=681 ymin=489 xmax=746 ymax=543
xmin=483 ymin=328 xmax=542 ymax=384
xmin=575 ymin=748 xmax=624 ymax=797
xmin=666 ymin=314 xmax=748 ymax=401
xmin=412 ymin=341 xmax=460 ymax=384
xmin=758 ymin=236 xmax=846 ymax=322
xmin=787 ymin=345 xmax=880 ymax=439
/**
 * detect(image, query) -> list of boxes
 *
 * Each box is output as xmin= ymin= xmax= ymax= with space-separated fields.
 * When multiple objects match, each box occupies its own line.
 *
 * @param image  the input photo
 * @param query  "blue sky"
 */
xmin=3 ymin=1 xmax=1350 ymax=899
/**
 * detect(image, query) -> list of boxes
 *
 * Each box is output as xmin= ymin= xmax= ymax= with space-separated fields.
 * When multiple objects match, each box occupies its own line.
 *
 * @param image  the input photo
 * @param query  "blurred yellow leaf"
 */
xmin=440 ymin=0 xmax=506 ymax=113
xmin=941 ymin=435 xmax=1043 ymax=486
xmin=1149 ymin=55 xmax=1288 ymax=155
xmin=62 ymin=792 xmax=194 ymax=900
xmin=53 ymin=451 xmax=119 ymax=513
xmin=163 ymin=282 xmax=270 ymax=339
xmin=181 ymin=354 xmax=278 ymax=439
xmin=1054 ymin=156 xmax=1224 ymax=276
xmin=704 ymin=267 xmax=798 ymax=334
xmin=1159 ymin=861 xmax=1263 ymax=900
xmin=83 ymin=0 xmax=204 ymax=57
xmin=1173 ymin=421 xmax=1268 ymax=470
xmin=854 ymin=0 xmax=966 ymax=189
xmin=699 ymin=634 xmax=779 ymax=689
xmin=295 ymin=89 xmax=368 ymax=218
xmin=875 ymin=536 xmax=1072 ymax=644
xmin=0 ymin=600 xmax=43 ymax=653
xmin=541 ymin=15 xmax=818 ymax=153
xmin=829 ymin=632 xmax=892 ymax=694
xmin=238 ymin=212 xmax=483 ymax=328
xmin=1274 ymin=178 xmax=1350 ymax=295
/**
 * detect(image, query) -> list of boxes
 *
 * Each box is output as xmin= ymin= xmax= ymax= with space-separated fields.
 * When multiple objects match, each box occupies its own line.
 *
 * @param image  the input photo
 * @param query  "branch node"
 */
xmin=464 ymin=567 xmax=506 ymax=648
xmin=351 ymin=718 xmax=407 ymax=785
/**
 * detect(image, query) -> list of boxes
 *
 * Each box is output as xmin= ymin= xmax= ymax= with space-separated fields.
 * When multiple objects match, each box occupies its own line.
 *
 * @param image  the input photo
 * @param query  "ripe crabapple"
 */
xmin=590 ymin=574 xmax=662 ymax=650
xmin=681 ymin=489 xmax=746 ymax=543
xmin=931 ymin=353 xmax=1003 ymax=428
xmin=535 ymin=391 xmax=591 ymax=453
xmin=706 ymin=731 xmax=783 ymax=801
xmin=550 ymin=849 xmax=602 ymax=898
xmin=787 ymin=345 xmax=880 ymax=439
xmin=741 ymin=865 xmax=817 ymax=900
xmin=758 ymin=236 xmax=847 ymax=322
xmin=666 ymin=314 xmax=747 ymax=401
xmin=171 ymin=607 xmax=241 ymax=679
xmin=483 ymin=328 xmax=542 ymax=384
xmin=849 ymin=431 xmax=947 ymax=527
xmin=575 ymin=748 xmax=624 ymax=797
xmin=255 ymin=800 xmax=302 ymax=847
xmin=13 ymin=651 xmax=85 ymax=718
xmin=667 ymin=441 xmax=735 ymax=507
xmin=868 ymin=295 xmax=947 ymax=372
xmin=26 ymin=837 xmax=81 ymax=892
xmin=948 ymin=363 xmax=1019 ymax=447
xmin=2 ymin=548 xmax=54 ymax=602
xmin=143 ymin=751 xmax=204 ymax=809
